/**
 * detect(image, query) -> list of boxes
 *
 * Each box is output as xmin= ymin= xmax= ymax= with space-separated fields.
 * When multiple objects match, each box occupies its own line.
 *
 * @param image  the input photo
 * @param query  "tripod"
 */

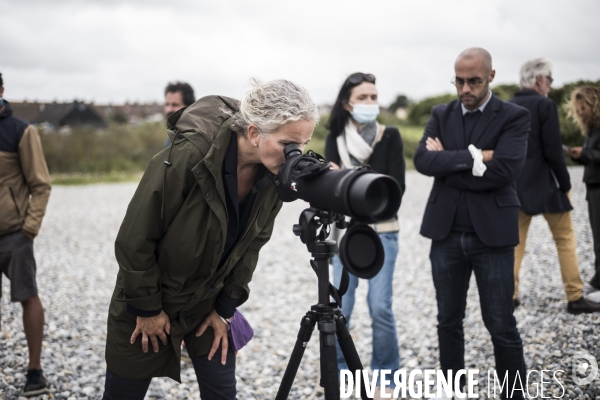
xmin=275 ymin=208 xmax=372 ymax=400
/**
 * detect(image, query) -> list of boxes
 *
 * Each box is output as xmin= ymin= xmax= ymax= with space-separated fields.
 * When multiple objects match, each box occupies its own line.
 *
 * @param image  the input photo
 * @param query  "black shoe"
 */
xmin=513 ymin=298 xmax=520 ymax=308
xmin=22 ymin=369 xmax=49 ymax=397
xmin=567 ymin=296 xmax=600 ymax=314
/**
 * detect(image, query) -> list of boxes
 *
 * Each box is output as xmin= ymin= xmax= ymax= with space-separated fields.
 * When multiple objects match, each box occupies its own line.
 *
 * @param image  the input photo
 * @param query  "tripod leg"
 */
xmin=335 ymin=310 xmax=372 ymax=400
xmin=276 ymin=312 xmax=317 ymax=400
xmin=319 ymin=316 xmax=340 ymax=400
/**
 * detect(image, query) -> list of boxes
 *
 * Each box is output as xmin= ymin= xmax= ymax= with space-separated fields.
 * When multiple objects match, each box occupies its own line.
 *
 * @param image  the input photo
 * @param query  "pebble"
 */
xmin=1 ymin=168 xmax=599 ymax=398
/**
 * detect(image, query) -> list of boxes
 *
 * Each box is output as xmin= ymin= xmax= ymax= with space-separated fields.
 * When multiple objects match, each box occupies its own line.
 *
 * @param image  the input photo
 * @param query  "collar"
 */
xmin=461 ymin=90 xmax=492 ymax=115
xmin=516 ymin=88 xmax=541 ymax=97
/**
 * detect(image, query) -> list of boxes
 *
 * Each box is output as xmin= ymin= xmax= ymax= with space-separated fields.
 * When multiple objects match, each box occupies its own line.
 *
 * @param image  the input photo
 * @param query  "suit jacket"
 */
xmin=509 ymin=89 xmax=572 ymax=214
xmin=414 ymin=94 xmax=530 ymax=247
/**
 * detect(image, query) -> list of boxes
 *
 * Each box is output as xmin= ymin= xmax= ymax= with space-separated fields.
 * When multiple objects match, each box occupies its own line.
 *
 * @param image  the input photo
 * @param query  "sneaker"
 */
xmin=22 ymin=369 xmax=49 ymax=397
xmin=567 ymin=296 xmax=600 ymax=314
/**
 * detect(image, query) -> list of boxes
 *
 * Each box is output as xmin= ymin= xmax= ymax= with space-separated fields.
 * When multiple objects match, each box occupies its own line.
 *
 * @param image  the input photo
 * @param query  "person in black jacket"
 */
xmin=414 ymin=48 xmax=527 ymax=399
xmin=509 ymin=58 xmax=600 ymax=313
xmin=568 ymin=86 xmax=600 ymax=295
xmin=324 ymin=72 xmax=405 ymax=393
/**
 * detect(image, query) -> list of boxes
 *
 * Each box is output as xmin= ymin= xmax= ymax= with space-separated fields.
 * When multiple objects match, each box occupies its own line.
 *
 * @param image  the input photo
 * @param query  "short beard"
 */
xmin=460 ymin=83 xmax=489 ymax=110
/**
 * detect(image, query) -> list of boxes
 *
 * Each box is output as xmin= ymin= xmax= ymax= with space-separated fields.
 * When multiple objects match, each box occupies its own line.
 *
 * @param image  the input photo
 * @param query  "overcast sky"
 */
xmin=1 ymin=0 xmax=599 ymax=106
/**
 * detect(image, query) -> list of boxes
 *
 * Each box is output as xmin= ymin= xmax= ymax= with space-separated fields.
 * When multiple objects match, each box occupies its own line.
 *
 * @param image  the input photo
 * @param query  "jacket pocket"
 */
xmin=496 ymin=195 xmax=520 ymax=208
xmin=0 ymin=186 xmax=21 ymax=233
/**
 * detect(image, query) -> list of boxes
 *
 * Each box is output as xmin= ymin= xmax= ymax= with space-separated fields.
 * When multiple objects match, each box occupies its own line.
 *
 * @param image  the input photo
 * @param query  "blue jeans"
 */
xmin=333 ymin=232 xmax=400 ymax=385
xmin=430 ymin=232 xmax=525 ymax=399
xmin=102 ymin=346 xmax=236 ymax=399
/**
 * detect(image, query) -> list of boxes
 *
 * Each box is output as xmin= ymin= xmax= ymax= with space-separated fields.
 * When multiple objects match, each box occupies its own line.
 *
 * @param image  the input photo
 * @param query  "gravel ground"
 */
xmin=1 ymin=166 xmax=600 ymax=399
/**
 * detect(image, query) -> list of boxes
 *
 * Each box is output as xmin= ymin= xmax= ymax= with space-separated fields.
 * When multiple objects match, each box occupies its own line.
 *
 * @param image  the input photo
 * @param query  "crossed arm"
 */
xmin=414 ymin=108 xmax=529 ymax=191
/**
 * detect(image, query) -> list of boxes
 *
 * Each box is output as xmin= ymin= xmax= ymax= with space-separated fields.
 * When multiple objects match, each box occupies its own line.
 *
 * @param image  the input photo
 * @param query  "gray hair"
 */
xmin=231 ymin=79 xmax=320 ymax=136
xmin=519 ymin=57 xmax=553 ymax=88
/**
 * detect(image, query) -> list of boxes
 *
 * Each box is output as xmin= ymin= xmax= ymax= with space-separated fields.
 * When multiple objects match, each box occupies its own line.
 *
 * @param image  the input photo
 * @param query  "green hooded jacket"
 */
xmin=105 ymin=95 xmax=283 ymax=381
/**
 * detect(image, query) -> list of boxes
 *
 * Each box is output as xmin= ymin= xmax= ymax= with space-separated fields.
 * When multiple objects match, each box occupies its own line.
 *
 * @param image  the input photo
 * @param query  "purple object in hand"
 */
xmin=230 ymin=310 xmax=254 ymax=352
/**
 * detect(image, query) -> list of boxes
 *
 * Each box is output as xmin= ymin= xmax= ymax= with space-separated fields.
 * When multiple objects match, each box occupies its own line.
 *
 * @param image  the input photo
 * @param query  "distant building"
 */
xmin=31 ymin=101 xmax=106 ymax=130
xmin=10 ymin=101 xmax=47 ymax=123
xmin=395 ymin=107 xmax=408 ymax=121
xmin=93 ymin=102 xmax=163 ymax=125
xmin=10 ymin=100 xmax=165 ymax=130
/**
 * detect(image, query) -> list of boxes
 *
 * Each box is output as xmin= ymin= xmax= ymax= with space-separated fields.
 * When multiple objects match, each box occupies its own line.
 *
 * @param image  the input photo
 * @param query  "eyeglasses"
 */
xmin=451 ymin=77 xmax=487 ymax=89
xmin=544 ymin=75 xmax=554 ymax=84
xmin=348 ymin=73 xmax=376 ymax=85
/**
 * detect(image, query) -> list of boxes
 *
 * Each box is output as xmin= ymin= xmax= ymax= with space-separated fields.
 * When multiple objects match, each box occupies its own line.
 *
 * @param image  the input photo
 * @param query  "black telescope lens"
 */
xmin=364 ymin=179 xmax=389 ymax=217
xmin=347 ymin=174 xmax=400 ymax=221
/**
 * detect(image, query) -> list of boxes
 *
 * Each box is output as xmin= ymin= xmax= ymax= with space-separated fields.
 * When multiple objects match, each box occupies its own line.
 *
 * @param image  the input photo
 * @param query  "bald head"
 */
xmin=456 ymin=47 xmax=492 ymax=73
xmin=454 ymin=47 xmax=495 ymax=111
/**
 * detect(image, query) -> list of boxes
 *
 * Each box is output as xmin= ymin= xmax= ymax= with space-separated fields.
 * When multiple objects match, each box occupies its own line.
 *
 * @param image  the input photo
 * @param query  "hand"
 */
xmin=425 ymin=137 xmax=444 ymax=151
xmin=570 ymin=147 xmax=583 ymax=159
xmin=196 ymin=310 xmax=230 ymax=365
xmin=22 ymin=230 xmax=35 ymax=241
xmin=130 ymin=310 xmax=171 ymax=353
xmin=482 ymin=150 xmax=494 ymax=162
xmin=329 ymin=162 xmax=340 ymax=170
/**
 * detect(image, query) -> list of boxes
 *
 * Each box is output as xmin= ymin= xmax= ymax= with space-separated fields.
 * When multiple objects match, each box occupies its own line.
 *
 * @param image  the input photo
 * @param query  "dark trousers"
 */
xmin=430 ymin=232 xmax=526 ymax=399
xmin=102 ymin=347 xmax=236 ymax=399
xmin=587 ymin=188 xmax=600 ymax=289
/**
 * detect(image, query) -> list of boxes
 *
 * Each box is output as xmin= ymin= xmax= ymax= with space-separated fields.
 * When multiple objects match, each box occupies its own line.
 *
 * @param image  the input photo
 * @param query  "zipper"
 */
xmin=205 ymin=166 xmax=229 ymax=238
xmin=202 ymin=205 xmax=263 ymax=299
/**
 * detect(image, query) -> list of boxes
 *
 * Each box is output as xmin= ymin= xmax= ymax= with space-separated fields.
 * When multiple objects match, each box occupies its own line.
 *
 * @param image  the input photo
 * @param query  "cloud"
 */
xmin=1 ymin=0 xmax=598 ymax=105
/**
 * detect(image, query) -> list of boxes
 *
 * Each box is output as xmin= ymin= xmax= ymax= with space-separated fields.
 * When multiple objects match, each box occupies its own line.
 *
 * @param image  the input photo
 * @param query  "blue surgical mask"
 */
xmin=350 ymin=103 xmax=379 ymax=124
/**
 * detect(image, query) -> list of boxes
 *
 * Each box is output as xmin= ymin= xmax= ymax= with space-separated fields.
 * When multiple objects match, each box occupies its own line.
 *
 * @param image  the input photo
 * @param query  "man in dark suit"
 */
xmin=509 ymin=57 xmax=600 ymax=313
xmin=414 ymin=48 xmax=528 ymax=399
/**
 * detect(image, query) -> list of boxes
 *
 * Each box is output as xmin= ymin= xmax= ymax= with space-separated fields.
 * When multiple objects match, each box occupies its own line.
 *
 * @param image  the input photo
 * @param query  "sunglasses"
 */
xmin=348 ymin=73 xmax=376 ymax=85
xmin=451 ymin=77 xmax=487 ymax=89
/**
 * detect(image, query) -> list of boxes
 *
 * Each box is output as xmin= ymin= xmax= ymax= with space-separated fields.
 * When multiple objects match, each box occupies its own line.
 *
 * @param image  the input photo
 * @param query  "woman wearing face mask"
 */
xmin=568 ymin=86 xmax=600 ymax=294
xmin=324 ymin=72 xmax=406 ymax=393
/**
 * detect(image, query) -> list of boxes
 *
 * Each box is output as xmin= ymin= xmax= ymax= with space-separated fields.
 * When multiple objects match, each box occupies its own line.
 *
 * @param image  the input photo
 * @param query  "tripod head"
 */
xmin=292 ymin=207 xmax=347 ymax=253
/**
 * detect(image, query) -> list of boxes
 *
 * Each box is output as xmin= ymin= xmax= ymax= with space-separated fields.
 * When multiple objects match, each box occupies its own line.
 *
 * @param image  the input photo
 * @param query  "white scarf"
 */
xmin=336 ymin=120 xmax=379 ymax=169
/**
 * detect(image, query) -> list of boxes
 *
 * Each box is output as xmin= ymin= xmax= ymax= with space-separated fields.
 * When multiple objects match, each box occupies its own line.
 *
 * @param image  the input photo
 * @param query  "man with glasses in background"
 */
xmin=509 ymin=57 xmax=600 ymax=313
xmin=414 ymin=48 xmax=529 ymax=399
xmin=164 ymin=82 xmax=195 ymax=147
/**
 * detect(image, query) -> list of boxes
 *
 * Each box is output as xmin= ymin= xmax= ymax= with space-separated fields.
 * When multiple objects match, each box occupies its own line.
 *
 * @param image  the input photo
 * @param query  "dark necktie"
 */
xmin=463 ymin=110 xmax=482 ymax=143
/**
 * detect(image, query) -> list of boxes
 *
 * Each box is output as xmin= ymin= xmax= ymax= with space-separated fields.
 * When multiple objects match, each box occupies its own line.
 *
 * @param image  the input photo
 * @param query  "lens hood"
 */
xmin=339 ymin=223 xmax=384 ymax=279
